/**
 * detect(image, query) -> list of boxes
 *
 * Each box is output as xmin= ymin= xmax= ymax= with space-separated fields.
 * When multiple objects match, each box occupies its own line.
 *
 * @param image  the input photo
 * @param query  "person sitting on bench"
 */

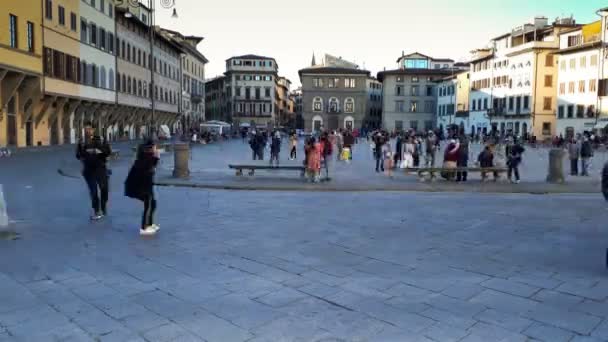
xmin=478 ymin=145 xmax=498 ymax=182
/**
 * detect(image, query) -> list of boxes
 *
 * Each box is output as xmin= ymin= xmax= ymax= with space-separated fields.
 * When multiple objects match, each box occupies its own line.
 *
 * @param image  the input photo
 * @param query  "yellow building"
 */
xmin=0 ymin=0 xmax=43 ymax=147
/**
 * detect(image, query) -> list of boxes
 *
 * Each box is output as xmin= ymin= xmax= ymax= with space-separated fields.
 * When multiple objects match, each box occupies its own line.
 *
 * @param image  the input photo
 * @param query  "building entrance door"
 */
xmin=25 ymin=121 xmax=33 ymax=146
xmin=6 ymin=98 xmax=17 ymax=146
xmin=328 ymin=116 xmax=338 ymax=131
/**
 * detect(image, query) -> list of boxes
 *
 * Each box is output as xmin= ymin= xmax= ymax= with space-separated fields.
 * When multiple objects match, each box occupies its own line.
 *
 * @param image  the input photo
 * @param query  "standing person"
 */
xmin=343 ymin=131 xmax=355 ymax=161
xmin=456 ymin=135 xmax=470 ymax=182
xmin=289 ymin=132 xmax=298 ymax=160
xmin=567 ymin=137 xmax=580 ymax=176
xmin=320 ymin=133 xmax=333 ymax=180
xmin=336 ymin=129 xmax=344 ymax=161
xmin=395 ymin=133 xmax=403 ymax=167
xmin=249 ymin=133 xmax=259 ymax=160
xmin=442 ymin=139 xmax=460 ymax=180
xmin=305 ymin=137 xmax=321 ymax=182
xmin=580 ymin=135 xmax=593 ymax=176
xmin=478 ymin=145 xmax=498 ymax=182
xmin=125 ymin=139 xmax=160 ymax=236
xmin=506 ymin=138 xmax=525 ymax=183
xmin=602 ymin=161 xmax=608 ymax=201
xmin=76 ymin=127 xmax=112 ymax=221
xmin=402 ymin=136 xmax=416 ymax=169
xmin=425 ymin=131 xmax=437 ymax=168
xmin=373 ymin=132 xmax=385 ymax=173
xmin=383 ymin=141 xmax=394 ymax=178
xmin=270 ymin=131 xmax=281 ymax=166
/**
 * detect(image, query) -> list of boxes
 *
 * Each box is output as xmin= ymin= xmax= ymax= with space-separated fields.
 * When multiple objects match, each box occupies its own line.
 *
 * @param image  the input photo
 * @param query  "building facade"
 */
xmin=291 ymin=87 xmax=303 ymax=129
xmin=436 ymin=70 xmax=471 ymax=134
xmin=379 ymin=53 xmax=456 ymax=132
xmin=0 ymin=0 xmax=44 ymax=147
xmin=554 ymin=20 xmax=606 ymax=137
xmin=275 ymin=76 xmax=292 ymax=127
xmin=300 ymin=65 xmax=371 ymax=132
xmin=225 ymin=55 xmax=278 ymax=127
xmin=365 ymin=78 xmax=383 ymax=129
xmin=468 ymin=17 xmax=579 ymax=139
xmin=204 ymin=76 xmax=227 ymax=122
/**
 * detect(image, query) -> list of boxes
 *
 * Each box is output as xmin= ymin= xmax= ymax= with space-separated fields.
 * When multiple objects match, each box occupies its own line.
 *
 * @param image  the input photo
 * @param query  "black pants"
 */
xmin=456 ymin=159 xmax=468 ymax=181
xmin=83 ymin=170 xmax=108 ymax=214
xmin=142 ymin=194 xmax=156 ymax=229
xmin=290 ymin=146 xmax=297 ymax=159
xmin=508 ymin=165 xmax=520 ymax=181
xmin=252 ymin=149 xmax=264 ymax=160
xmin=375 ymin=156 xmax=384 ymax=172
xmin=570 ymin=158 xmax=579 ymax=175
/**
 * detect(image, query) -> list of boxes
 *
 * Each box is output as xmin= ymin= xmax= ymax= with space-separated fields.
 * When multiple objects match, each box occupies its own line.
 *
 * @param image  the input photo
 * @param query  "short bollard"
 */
xmin=172 ymin=143 xmax=190 ymax=178
xmin=546 ymin=148 xmax=565 ymax=184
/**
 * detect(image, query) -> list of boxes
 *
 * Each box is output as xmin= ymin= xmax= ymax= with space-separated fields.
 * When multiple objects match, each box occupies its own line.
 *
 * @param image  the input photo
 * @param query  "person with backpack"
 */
xmin=76 ymin=126 xmax=112 ymax=221
xmin=125 ymin=139 xmax=160 ymax=236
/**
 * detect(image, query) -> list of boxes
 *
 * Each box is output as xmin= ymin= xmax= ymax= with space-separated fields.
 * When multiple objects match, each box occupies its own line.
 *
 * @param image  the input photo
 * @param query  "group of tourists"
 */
xmin=567 ymin=133 xmax=595 ymax=177
xmin=76 ymin=126 xmax=161 ymax=236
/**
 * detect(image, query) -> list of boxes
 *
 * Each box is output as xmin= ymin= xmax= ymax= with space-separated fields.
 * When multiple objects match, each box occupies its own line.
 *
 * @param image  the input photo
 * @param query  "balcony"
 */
xmin=504 ymin=40 xmax=557 ymax=56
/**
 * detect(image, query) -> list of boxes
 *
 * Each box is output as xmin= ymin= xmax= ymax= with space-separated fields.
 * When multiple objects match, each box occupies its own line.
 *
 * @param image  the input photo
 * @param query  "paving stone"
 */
xmin=421 ymin=322 xmax=469 ymax=342
xmin=555 ymin=280 xmax=608 ymax=301
xmin=523 ymin=322 xmax=574 ymax=342
xmin=532 ymin=289 xmax=584 ymax=309
xmin=420 ymin=306 xmax=477 ymax=330
xmin=473 ymin=308 xmax=533 ymax=332
xmin=463 ymin=322 xmax=529 ymax=342
xmin=298 ymin=282 xmax=341 ymax=298
xmin=384 ymin=282 xmax=434 ymax=298
xmin=573 ymin=299 xmax=608 ymax=318
xmin=481 ymin=278 xmax=540 ymax=298
xmin=570 ymin=336 xmax=605 ymax=342
xmin=174 ymin=311 xmax=252 ymax=342
xmin=591 ymin=319 xmax=608 ymax=340
xmin=470 ymin=289 xmax=539 ymax=315
xmin=354 ymin=299 xmax=435 ymax=333
xmin=254 ymin=287 xmax=308 ymax=307
xmin=522 ymin=304 xmax=602 ymax=335
xmin=441 ymin=282 xmax=486 ymax=300
xmin=425 ymin=294 xmax=487 ymax=317
xmin=508 ymin=274 xmax=563 ymax=290
xmin=120 ymin=312 xmax=171 ymax=333
xmin=252 ymin=315 xmax=334 ymax=342
xmin=141 ymin=322 xmax=192 ymax=342
xmin=301 ymin=270 xmax=348 ymax=286
xmin=200 ymin=293 xmax=283 ymax=330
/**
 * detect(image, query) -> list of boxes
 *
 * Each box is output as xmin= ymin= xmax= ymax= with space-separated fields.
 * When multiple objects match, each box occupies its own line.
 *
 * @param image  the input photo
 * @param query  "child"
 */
xmin=125 ymin=139 xmax=160 ymax=236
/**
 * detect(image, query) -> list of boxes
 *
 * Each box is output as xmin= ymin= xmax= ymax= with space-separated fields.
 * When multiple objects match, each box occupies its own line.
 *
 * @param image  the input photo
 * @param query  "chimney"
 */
xmin=402 ymin=50 xmax=405 ymax=57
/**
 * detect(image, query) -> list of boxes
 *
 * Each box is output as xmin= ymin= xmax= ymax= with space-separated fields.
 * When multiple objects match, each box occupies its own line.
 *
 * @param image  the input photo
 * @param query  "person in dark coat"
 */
xmin=456 ymin=135 xmax=470 ymax=182
xmin=602 ymin=161 xmax=608 ymax=201
xmin=506 ymin=138 xmax=525 ymax=183
xmin=478 ymin=145 xmax=498 ymax=181
xmin=125 ymin=139 xmax=160 ymax=235
xmin=76 ymin=127 xmax=112 ymax=220
xmin=269 ymin=131 xmax=281 ymax=166
xmin=343 ymin=131 xmax=355 ymax=160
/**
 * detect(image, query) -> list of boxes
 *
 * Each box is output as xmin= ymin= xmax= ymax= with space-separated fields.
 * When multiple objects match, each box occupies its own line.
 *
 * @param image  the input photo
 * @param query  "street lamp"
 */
xmin=122 ymin=0 xmax=179 ymax=140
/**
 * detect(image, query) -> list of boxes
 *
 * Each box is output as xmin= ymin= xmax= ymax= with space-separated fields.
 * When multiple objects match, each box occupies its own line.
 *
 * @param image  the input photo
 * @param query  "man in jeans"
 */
xmin=567 ymin=137 xmax=580 ymax=176
xmin=76 ymin=126 xmax=112 ymax=220
xmin=580 ymin=135 xmax=593 ymax=176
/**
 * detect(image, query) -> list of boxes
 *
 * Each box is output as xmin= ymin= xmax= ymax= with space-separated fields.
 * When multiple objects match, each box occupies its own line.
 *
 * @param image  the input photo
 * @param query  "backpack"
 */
xmin=324 ymin=140 xmax=333 ymax=156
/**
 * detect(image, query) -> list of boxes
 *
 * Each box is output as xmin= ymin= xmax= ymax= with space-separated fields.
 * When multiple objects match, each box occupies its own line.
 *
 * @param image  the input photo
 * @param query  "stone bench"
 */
xmin=229 ymin=164 xmax=305 ymax=177
xmin=404 ymin=167 xmax=508 ymax=181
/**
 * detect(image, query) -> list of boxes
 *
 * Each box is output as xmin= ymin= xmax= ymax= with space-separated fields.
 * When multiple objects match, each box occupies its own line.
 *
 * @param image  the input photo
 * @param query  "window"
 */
xmin=90 ymin=23 xmax=97 ymax=45
xmin=578 ymin=80 xmax=586 ymax=93
xmin=245 ymin=87 xmax=250 ymax=100
xmin=483 ymin=98 xmax=488 ymax=110
xmin=80 ymin=19 xmax=87 ymax=42
xmin=91 ymin=0 xmax=96 ymax=7
xmin=410 ymin=101 xmax=418 ymax=113
xmin=108 ymin=33 xmax=113 ymax=53
xmin=58 ymin=6 xmax=65 ymax=25
xmin=108 ymin=4 xmax=113 ymax=18
xmin=523 ymin=96 xmax=530 ymax=109
xmin=559 ymin=82 xmax=566 ymax=95
xmin=395 ymin=101 xmax=404 ymax=112
xmin=344 ymin=98 xmax=354 ymax=113
xmin=345 ymin=78 xmax=356 ymax=88
xmin=569 ymin=58 xmax=576 ymax=70
xmin=591 ymin=55 xmax=598 ymax=67
xmin=508 ymin=97 xmax=514 ymax=111
xmin=568 ymin=81 xmax=575 ymax=94
xmin=544 ymin=75 xmax=552 ymax=87
xmin=600 ymin=79 xmax=608 ymax=96
xmin=472 ymin=100 xmax=476 ymax=111
xmin=99 ymin=28 xmax=106 ymax=50
xmin=410 ymin=121 xmax=418 ymax=131
xmin=560 ymin=60 xmax=566 ymax=71
xmin=411 ymin=76 xmax=419 ymax=83
xmin=9 ymin=14 xmax=17 ymax=48
xmin=45 ymin=0 xmax=53 ymax=19
xmin=329 ymin=98 xmax=339 ymax=113
xmin=26 ymin=21 xmax=34 ymax=52
xmin=567 ymin=105 xmax=574 ymax=118
xmin=70 ymin=13 xmax=77 ymax=31
xmin=313 ymin=97 xmax=322 ymax=112
xmin=396 ymin=86 xmax=402 ymax=96
xmin=590 ymin=79 xmax=597 ymax=93
xmin=235 ymin=87 xmax=241 ymax=97
xmin=395 ymin=120 xmax=403 ymax=131
xmin=558 ymin=106 xmax=564 ymax=119
xmin=396 ymin=76 xmax=403 ymax=82
xmin=576 ymin=105 xmax=585 ymax=118
xmin=543 ymin=97 xmax=552 ymax=111
xmin=265 ymin=87 xmax=271 ymax=97
xmin=588 ymin=105 xmax=596 ymax=118
xmin=255 ymin=88 xmax=260 ymax=100
xmin=411 ymin=85 xmax=419 ymax=96
xmin=313 ymin=78 xmax=323 ymax=88
xmin=254 ymin=75 xmax=261 ymax=81
xmin=426 ymin=86 xmax=433 ymax=96
xmin=542 ymin=122 xmax=551 ymax=136
xmin=545 ymin=55 xmax=553 ymax=67
xmin=100 ymin=0 xmax=105 ymax=12
xmin=580 ymin=56 xmax=587 ymax=68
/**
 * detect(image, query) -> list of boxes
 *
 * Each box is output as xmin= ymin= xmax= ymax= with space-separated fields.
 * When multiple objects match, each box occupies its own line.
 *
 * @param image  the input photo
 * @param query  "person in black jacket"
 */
xmin=478 ymin=145 xmax=498 ymax=182
xmin=125 ymin=139 xmax=160 ymax=235
xmin=602 ymin=161 xmax=608 ymax=201
xmin=76 ymin=128 xmax=111 ymax=220
xmin=506 ymin=139 xmax=525 ymax=184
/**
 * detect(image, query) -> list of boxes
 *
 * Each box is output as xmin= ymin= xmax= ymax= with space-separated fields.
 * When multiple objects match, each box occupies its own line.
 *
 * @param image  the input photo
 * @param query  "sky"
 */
xmin=155 ymin=0 xmax=606 ymax=88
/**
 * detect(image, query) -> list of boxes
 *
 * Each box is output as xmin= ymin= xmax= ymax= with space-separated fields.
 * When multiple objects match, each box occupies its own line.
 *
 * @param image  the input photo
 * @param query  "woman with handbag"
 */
xmin=125 ymin=139 xmax=160 ymax=236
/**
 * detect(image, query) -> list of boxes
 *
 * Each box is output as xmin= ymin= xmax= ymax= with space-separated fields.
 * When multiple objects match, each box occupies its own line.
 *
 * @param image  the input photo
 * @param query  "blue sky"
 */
xmin=155 ymin=0 xmax=607 ymax=87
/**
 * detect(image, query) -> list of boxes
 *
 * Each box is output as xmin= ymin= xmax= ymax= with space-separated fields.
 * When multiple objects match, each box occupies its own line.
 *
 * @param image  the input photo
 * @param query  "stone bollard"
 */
xmin=172 ymin=143 xmax=190 ymax=178
xmin=546 ymin=148 xmax=565 ymax=184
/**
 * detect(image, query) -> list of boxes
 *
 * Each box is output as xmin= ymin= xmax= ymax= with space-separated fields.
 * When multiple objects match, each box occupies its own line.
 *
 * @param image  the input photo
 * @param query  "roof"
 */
xmin=558 ymin=26 xmax=583 ymax=35
xmin=433 ymin=58 xmax=455 ymax=62
xmin=395 ymin=52 xmax=454 ymax=63
xmin=298 ymin=67 xmax=370 ymax=78
xmin=376 ymin=68 xmax=454 ymax=82
xmin=228 ymin=54 xmax=276 ymax=61
xmin=552 ymin=41 xmax=602 ymax=55
xmin=467 ymin=53 xmax=495 ymax=64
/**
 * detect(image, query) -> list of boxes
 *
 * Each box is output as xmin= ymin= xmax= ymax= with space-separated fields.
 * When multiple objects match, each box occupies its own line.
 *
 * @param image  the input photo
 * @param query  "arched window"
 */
xmin=108 ymin=69 xmax=114 ymax=90
xmin=138 ymin=80 xmax=142 ymax=96
xmin=312 ymin=115 xmax=323 ymax=132
xmin=143 ymin=81 xmax=147 ymax=98
xmin=127 ymin=76 xmax=132 ymax=94
xmin=313 ymin=97 xmax=323 ymax=112
xmin=344 ymin=98 xmax=355 ymax=113
xmin=80 ymin=61 xmax=87 ymax=85
xmin=99 ymin=66 xmax=106 ymax=89
xmin=329 ymin=97 xmax=339 ymax=113
xmin=115 ymin=72 xmax=119 ymax=91
xmin=122 ymin=75 xmax=126 ymax=93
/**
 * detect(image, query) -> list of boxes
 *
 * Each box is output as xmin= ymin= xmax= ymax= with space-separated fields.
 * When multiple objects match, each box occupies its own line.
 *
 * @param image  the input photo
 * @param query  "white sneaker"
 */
xmin=139 ymin=227 xmax=157 ymax=236
xmin=150 ymin=224 xmax=160 ymax=232
xmin=90 ymin=213 xmax=103 ymax=221
xmin=515 ymin=180 xmax=520 ymax=184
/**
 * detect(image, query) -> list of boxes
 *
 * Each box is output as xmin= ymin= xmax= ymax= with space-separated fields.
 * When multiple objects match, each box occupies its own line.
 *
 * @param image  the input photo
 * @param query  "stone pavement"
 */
xmin=0 ymin=140 xmax=607 ymax=341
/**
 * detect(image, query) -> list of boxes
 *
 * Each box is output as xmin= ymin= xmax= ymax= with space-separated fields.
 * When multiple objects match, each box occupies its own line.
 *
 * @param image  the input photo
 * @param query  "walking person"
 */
xmin=395 ymin=133 xmax=403 ymax=167
xmin=425 ymin=131 xmax=437 ymax=168
xmin=373 ymin=132 xmax=385 ymax=173
xmin=343 ymin=131 xmax=355 ymax=161
xmin=289 ymin=132 xmax=298 ymax=160
xmin=456 ymin=135 xmax=470 ymax=182
xmin=76 ymin=127 xmax=112 ymax=221
xmin=270 ymin=131 xmax=281 ymax=167
xmin=336 ymin=130 xmax=344 ymax=161
xmin=506 ymin=138 xmax=525 ymax=183
xmin=305 ymin=137 xmax=321 ymax=182
xmin=402 ymin=136 xmax=416 ymax=169
xmin=383 ymin=141 xmax=394 ymax=178
xmin=442 ymin=139 xmax=460 ymax=181
xmin=567 ymin=137 xmax=580 ymax=176
xmin=478 ymin=145 xmax=498 ymax=182
xmin=320 ymin=133 xmax=333 ymax=180
xmin=125 ymin=139 xmax=160 ymax=236
xmin=580 ymin=135 xmax=593 ymax=176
